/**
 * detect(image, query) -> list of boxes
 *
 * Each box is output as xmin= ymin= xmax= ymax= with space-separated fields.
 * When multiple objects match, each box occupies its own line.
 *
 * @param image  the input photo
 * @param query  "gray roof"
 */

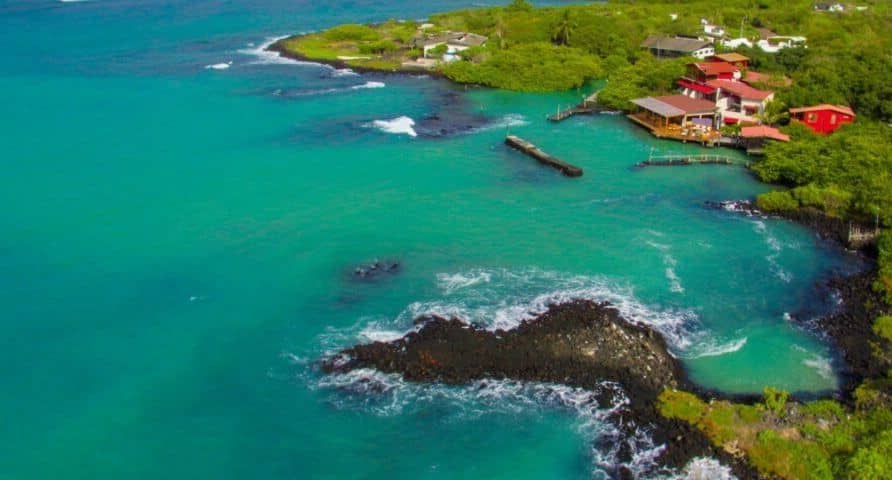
xmin=631 ymin=97 xmax=685 ymax=117
xmin=641 ymin=35 xmax=711 ymax=53
xmin=416 ymin=31 xmax=488 ymax=48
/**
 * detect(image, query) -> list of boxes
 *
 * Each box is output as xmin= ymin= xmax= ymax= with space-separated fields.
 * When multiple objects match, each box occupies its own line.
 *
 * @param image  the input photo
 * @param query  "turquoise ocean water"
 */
xmin=0 ymin=1 xmax=864 ymax=478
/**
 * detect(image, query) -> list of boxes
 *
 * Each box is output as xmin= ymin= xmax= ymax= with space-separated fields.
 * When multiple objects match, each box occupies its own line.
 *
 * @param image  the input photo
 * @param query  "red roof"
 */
xmin=707 ymin=79 xmax=773 ymax=101
xmin=692 ymin=61 xmax=739 ymax=76
xmin=789 ymin=104 xmax=855 ymax=117
xmin=677 ymin=79 xmax=717 ymax=95
xmin=740 ymin=126 xmax=790 ymax=142
xmin=654 ymin=94 xmax=717 ymax=114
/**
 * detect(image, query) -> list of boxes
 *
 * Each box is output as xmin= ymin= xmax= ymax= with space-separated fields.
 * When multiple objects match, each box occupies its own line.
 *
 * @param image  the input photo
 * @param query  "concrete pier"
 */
xmin=504 ymin=135 xmax=583 ymax=177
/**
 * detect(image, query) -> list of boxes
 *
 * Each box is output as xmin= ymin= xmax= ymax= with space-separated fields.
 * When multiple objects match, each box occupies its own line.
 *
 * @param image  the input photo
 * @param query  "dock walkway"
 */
xmin=505 ymin=135 xmax=583 ymax=177
xmin=547 ymin=92 xmax=609 ymax=122
xmin=636 ymin=153 xmax=739 ymax=168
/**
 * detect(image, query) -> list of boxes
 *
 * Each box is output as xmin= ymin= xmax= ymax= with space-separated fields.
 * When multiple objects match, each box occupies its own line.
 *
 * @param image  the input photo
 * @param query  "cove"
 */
xmin=0 ymin=1 xmax=866 ymax=479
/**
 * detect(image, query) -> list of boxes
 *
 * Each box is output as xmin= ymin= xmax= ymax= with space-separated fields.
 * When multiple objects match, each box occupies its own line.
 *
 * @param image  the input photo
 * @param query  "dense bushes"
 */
xmin=658 ymin=387 xmax=892 ymax=480
xmin=754 ymin=122 xmax=892 ymax=224
xmin=440 ymin=42 xmax=601 ymax=92
xmin=323 ymin=24 xmax=380 ymax=42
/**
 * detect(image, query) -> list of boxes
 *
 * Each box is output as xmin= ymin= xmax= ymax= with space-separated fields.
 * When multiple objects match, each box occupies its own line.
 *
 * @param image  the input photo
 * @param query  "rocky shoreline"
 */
xmin=323 ymin=300 xmax=759 ymax=478
xmin=706 ymin=199 xmax=886 ymax=395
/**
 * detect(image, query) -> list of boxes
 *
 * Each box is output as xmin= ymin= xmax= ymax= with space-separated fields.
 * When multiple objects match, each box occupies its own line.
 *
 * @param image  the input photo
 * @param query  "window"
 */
xmin=807 ymin=113 xmax=817 ymax=122
xmin=830 ymin=114 xmax=837 ymax=124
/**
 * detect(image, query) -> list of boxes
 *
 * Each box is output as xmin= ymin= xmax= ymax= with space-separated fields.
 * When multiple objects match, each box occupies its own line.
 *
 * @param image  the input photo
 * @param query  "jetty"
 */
xmin=548 ymin=92 xmax=608 ymax=122
xmin=636 ymin=153 xmax=739 ymax=168
xmin=505 ymin=135 xmax=583 ymax=177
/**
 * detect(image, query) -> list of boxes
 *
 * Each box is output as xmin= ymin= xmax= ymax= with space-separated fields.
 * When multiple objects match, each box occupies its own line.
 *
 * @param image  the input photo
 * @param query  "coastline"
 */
xmin=267 ymin=35 xmax=453 ymax=80
xmin=267 ymin=22 xmax=890 ymax=477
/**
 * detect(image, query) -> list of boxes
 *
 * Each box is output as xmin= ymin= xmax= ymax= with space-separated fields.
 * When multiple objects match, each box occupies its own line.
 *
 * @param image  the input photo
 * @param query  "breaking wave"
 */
xmin=306 ymin=366 xmax=734 ymax=478
xmin=300 ymin=266 xmax=745 ymax=478
xmin=204 ymin=61 xmax=232 ymax=70
xmin=239 ymin=35 xmax=330 ymax=67
xmin=320 ymin=267 xmax=725 ymax=359
xmin=367 ymin=116 xmax=417 ymax=137
xmin=683 ymin=336 xmax=747 ymax=359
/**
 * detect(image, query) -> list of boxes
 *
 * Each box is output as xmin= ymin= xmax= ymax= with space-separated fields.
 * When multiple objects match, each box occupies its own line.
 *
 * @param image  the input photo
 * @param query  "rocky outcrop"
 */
xmin=322 ymin=300 xmax=759 ymax=478
xmin=324 ymin=300 xmax=683 ymax=406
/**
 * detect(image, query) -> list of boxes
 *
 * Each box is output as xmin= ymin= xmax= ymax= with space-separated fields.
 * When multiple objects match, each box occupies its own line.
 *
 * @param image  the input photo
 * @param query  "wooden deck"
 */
xmin=627 ymin=113 xmax=721 ymax=146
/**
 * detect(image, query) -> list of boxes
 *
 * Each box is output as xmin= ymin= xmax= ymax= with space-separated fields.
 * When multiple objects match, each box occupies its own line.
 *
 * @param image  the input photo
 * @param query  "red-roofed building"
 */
xmin=739 ymin=125 xmax=790 ymax=155
xmin=707 ymin=79 xmax=775 ymax=125
xmin=687 ymin=62 xmax=741 ymax=83
xmin=789 ymin=104 xmax=855 ymax=134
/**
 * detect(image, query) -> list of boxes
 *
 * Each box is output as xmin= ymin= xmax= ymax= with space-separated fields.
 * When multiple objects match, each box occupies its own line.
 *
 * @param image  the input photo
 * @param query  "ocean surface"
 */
xmin=0 ymin=1 xmax=865 ymax=478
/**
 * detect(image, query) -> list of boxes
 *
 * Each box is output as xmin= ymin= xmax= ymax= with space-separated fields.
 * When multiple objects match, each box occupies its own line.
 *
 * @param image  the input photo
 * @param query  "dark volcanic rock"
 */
xmin=324 ymin=300 xmax=683 ymax=406
xmin=322 ymin=300 xmax=760 ymax=478
xmin=819 ymin=272 xmax=890 ymax=392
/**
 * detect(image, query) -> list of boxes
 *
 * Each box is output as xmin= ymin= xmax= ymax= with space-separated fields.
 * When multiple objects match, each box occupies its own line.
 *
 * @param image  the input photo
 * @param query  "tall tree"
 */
xmin=551 ymin=10 xmax=577 ymax=46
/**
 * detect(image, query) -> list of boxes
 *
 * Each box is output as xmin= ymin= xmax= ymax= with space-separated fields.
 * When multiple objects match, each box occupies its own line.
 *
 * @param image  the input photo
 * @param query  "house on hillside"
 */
xmin=641 ymin=36 xmax=715 ymax=59
xmin=687 ymin=62 xmax=741 ymax=83
xmin=707 ymin=79 xmax=774 ymax=125
xmin=815 ymin=3 xmax=845 ymax=12
xmin=789 ymin=104 xmax=855 ymax=134
xmin=415 ymin=32 xmax=487 ymax=60
xmin=701 ymin=19 xmax=725 ymax=39
xmin=757 ymin=36 xmax=807 ymax=53
xmin=710 ymin=53 xmax=750 ymax=69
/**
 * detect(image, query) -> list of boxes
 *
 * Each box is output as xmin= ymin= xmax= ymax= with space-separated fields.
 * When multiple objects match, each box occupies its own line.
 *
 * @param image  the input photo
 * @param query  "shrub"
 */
xmin=763 ymin=387 xmax=789 ymax=417
xmin=756 ymin=190 xmax=799 ymax=213
xmin=359 ymin=40 xmax=397 ymax=55
xmin=875 ymin=316 xmax=892 ymax=342
xmin=324 ymin=24 xmax=380 ymax=42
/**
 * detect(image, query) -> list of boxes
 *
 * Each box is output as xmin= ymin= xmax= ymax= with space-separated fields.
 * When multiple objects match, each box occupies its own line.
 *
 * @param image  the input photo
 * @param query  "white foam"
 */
xmin=472 ymin=113 xmax=531 ymax=133
xmin=333 ymin=68 xmax=359 ymax=77
xmin=672 ymin=457 xmax=737 ymax=480
xmin=239 ymin=35 xmax=332 ymax=68
xmin=436 ymin=270 xmax=493 ymax=294
xmin=646 ymin=240 xmax=684 ymax=294
xmin=204 ymin=61 xmax=232 ymax=70
xmin=351 ymin=81 xmax=385 ymax=90
xmin=369 ymin=116 xmax=417 ymax=137
xmin=684 ymin=337 xmax=747 ymax=359
xmin=803 ymin=354 xmax=835 ymax=381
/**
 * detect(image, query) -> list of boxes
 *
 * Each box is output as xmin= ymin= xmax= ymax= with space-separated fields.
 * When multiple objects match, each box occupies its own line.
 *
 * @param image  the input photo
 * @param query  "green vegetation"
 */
xmin=658 ymin=387 xmax=892 ymax=479
xmin=440 ymin=42 xmax=601 ymax=91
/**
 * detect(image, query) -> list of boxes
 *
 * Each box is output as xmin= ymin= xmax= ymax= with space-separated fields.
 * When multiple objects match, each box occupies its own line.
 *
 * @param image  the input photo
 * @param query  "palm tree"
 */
xmin=551 ymin=11 xmax=577 ymax=46
xmin=494 ymin=13 xmax=507 ymax=49
xmin=756 ymin=100 xmax=789 ymax=126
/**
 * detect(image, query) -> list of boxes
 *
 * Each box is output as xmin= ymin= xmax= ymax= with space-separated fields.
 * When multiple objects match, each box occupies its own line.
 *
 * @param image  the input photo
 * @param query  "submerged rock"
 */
xmin=349 ymin=259 xmax=401 ymax=281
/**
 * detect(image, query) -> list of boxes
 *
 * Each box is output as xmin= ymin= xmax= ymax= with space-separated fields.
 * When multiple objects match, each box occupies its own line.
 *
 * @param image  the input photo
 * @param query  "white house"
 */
xmin=707 ymin=79 xmax=775 ymax=125
xmin=756 ymin=36 xmax=807 ymax=53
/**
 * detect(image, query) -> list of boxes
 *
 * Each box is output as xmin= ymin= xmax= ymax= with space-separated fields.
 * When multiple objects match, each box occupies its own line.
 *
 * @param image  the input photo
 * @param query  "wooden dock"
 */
xmin=505 ymin=135 xmax=583 ymax=177
xmin=636 ymin=153 xmax=738 ymax=168
xmin=547 ymin=92 xmax=609 ymax=122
